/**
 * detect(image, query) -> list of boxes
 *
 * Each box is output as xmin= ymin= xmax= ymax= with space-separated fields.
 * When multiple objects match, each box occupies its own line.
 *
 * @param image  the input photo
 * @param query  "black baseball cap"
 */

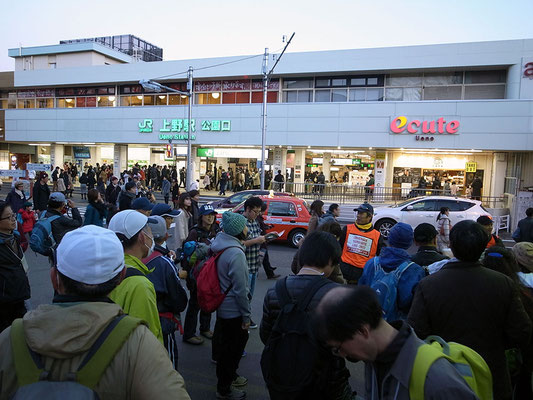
xmin=414 ymin=223 xmax=438 ymax=243
xmin=354 ymin=203 xmax=374 ymax=215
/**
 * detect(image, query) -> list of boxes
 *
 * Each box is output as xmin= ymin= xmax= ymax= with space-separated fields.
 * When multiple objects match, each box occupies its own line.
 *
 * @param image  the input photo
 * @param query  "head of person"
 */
xmin=354 ymin=203 xmax=374 ymax=226
xmin=512 ymin=242 xmax=533 ymax=272
xmin=482 ymin=246 xmax=520 ymax=285
xmin=39 ymin=172 xmax=49 ymax=183
xmin=440 ymin=207 xmax=449 ymax=216
xmin=329 ymin=203 xmax=340 ymax=217
xmin=48 ymin=192 xmax=67 ymax=211
xmin=413 ymin=223 xmax=438 ymax=247
xmin=111 ymin=176 xmax=118 ymax=186
xmin=222 ymin=211 xmax=248 ymax=241
xmin=108 ymin=209 xmax=156 ymax=259
xmin=316 ymin=220 xmax=342 ymax=240
xmin=243 ymin=196 xmax=263 ymax=220
xmin=298 ymin=231 xmax=341 ymax=277
xmin=314 ymin=285 xmax=383 ymax=362
xmin=14 ymin=180 xmax=24 ymax=191
xmin=151 ymin=203 xmax=180 ymax=229
xmin=132 ymin=197 xmax=154 ymax=217
xmin=178 ymin=192 xmax=192 ymax=211
xmin=449 ymin=220 xmax=488 ymax=262
xmin=0 ymin=201 xmax=16 ymax=234
xmin=23 ymin=201 xmax=33 ymax=211
xmin=51 ymin=225 xmax=126 ymax=299
xmin=125 ymin=181 xmax=136 ymax=193
xmin=387 ymin=222 xmax=413 ymax=250
xmin=87 ymin=188 xmax=101 ymax=204
xmin=147 ymin=215 xmax=168 ymax=245
xmin=526 ymin=208 xmax=533 ymax=218
xmin=310 ymin=200 xmax=324 ymax=216
xmin=476 ymin=215 xmax=494 ymax=238
xmin=199 ymin=204 xmax=217 ymax=228
xmin=189 ymin=189 xmax=200 ymax=202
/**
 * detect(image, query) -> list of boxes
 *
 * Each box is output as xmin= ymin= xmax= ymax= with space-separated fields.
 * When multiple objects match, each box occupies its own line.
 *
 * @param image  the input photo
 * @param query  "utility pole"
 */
xmin=260 ymin=48 xmax=268 ymax=190
xmin=186 ymin=66 xmax=194 ymax=191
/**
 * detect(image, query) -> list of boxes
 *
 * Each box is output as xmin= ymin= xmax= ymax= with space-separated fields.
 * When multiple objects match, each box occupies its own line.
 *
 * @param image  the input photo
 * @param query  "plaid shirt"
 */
xmin=245 ymin=218 xmax=262 ymax=274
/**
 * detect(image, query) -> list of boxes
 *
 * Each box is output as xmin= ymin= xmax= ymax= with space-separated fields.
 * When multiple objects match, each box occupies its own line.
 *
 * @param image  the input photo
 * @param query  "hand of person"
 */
xmin=168 ymin=250 xmax=176 ymax=260
xmin=256 ymin=235 xmax=266 ymax=244
xmin=178 ymin=270 xmax=188 ymax=279
xmin=242 ymin=321 xmax=250 ymax=330
xmin=67 ymin=199 xmax=75 ymax=208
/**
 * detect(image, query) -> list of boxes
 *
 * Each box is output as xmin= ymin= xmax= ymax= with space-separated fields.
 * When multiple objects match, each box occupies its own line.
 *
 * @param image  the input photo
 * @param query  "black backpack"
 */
xmin=261 ymin=277 xmax=329 ymax=399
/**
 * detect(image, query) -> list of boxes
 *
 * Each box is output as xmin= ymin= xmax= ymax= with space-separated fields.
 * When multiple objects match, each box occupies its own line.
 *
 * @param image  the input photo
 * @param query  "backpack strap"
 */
xmin=373 ymin=256 xmax=382 ymax=274
xmin=394 ymin=260 xmax=414 ymax=279
xmin=409 ymin=336 xmax=450 ymax=399
xmin=297 ymin=277 xmax=330 ymax=312
xmin=275 ymin=277 xmax=292 ymax=310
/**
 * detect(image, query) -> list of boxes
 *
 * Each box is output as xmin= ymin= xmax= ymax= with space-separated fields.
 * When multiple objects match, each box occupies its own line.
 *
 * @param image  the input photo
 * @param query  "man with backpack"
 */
xmin=359 ymin=222 xmax=425 ymax=321
xmin=408 ymin=220 xmax=532 ymax=399
xmin=313 ymin=285 xmax=481 ymax=399
xmin=0 ymin=225 xmax=191 ymax=399
xmin=209 ymin=211 xmax=251 ymax=399
xmin=260 ymin=231 xmax=353 ymax=400
xmin=108 ymin=209 xmax=164 ymax=344
xmin=142 ymin=216 xmax=188 ymax=370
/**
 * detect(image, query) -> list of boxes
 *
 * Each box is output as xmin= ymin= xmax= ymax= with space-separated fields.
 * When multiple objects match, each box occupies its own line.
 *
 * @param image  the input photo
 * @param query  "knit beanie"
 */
xmin=222 ymin=212 xmax=247 ymax=237
xmin=388 ymin=222 xmax=414 ymax=249
xmin=512 ymin=242 xmax=533 ymax=272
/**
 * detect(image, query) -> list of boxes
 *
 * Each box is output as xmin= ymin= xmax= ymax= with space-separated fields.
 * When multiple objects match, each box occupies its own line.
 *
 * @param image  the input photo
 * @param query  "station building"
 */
xmin=1 ymin=37 xmax=533 ymax=199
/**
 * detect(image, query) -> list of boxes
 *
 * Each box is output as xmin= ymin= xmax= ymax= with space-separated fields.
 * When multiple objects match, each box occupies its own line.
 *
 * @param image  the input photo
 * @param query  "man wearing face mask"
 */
xmin=108 ymin=209 xmax=163 ymax=343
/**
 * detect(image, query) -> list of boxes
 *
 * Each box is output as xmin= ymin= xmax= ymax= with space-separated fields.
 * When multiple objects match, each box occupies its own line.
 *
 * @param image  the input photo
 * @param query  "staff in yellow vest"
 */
xmin=339 ymin=203 xmax=385 ymax=284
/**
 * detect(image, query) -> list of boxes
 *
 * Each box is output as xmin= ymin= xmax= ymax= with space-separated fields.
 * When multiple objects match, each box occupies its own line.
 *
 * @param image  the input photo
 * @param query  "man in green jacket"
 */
xmin=108 ymin=209 xmax=163 ymax=343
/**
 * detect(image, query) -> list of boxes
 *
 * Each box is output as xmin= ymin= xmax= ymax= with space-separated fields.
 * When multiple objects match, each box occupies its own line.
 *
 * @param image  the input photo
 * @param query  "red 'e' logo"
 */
xmin=525 ymin=62 xmax=533 ymax=78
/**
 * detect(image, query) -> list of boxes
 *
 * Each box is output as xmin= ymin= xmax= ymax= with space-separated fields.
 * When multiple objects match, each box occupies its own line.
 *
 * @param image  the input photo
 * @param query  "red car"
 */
xmin=217 ymin=195 xmax=310 ymax=247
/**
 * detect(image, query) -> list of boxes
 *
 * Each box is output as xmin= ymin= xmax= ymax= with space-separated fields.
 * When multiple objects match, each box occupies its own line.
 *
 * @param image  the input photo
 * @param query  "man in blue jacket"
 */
xmin=359 ymin=222 xmax=425 ymax=321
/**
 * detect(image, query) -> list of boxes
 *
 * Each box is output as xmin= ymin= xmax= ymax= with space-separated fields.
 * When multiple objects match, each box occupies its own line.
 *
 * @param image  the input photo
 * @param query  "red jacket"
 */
xmin=18 ymin=208 xmax=36 ymax=234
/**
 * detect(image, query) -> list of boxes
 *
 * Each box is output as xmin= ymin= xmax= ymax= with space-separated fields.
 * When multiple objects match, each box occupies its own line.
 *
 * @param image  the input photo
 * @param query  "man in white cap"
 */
xmin=0 ymin=225 xmax=191 ymax=399
xmin=108 ymin=209 xmax=163 ymax=343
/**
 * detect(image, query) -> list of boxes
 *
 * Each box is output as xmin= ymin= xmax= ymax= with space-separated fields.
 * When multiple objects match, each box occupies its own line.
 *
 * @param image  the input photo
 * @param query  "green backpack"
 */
xmin=10 ymin=314 xmax=144 ymax=399
xmin=409 ymin=335 xmax=493 ymax=400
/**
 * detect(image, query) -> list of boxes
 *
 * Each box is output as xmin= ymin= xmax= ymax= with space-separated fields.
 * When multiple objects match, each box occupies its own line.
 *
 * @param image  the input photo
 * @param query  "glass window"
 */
xmin=349 ymin=88 xmax=366 ymax=101
xmin=169 ymin=94 xmax=189 ymax=105
xmin=314 ymin=90 xmax=331 ymax=102
xmin=367 ymin=77 xmax=378 ymax=85
xmin=386 ymin=74 xmax=423 ymax=87
xmin=97 ymin=96 xmax=116 ymax=107
xmin=283 ymin=79 xmax=313 ymax=89
xmin=120 ymin=95 xmax=142 ymax=106
xmin=57 ymin=98 xmax=75 ymax=108
xmin=283 ymin=91 xmax=298 ymax=103
xmin=385 ymin=88 xmax=403 ymax=101
xmin=315 ymin=78 xmax=330 ymax=87
xmin=76 ymin=97 xmax=86 ymax=108
xmin=17 ymin=99 xmax=35 ymax=108
xmin=332 ymin=89 xmax=347 ymax=102
xmin=143 ymin=95 xmax=155 ymax=106
xmin=331 ymin=78 xmax=347 ymax=87
xmin=424 ymin=72 xmax=463 ymax=85
xmin=366 ymin=88 xmax=384 ymax=101
xmin=297 ymin=90 xmax=312 ymax=102
xmin=252 ymin=91 xmax=277 ymax=103
xmin=423 ymin=86 xmax=462 ymax=100
xmin=437 ymin=199 xmax=474 ymax=212
xmin=0 ymin=99 xmax=8 ymax=109
xmin=268 ymin=201 xmax=297 ymax=217
xmin=403 ymin=88 xmax=422 ymax=101
xmin=235 ymin=92 xmax=250 ymax=103
xmin=350 ymin=78 xmax=366 ymax=86
xmin=465 ymin=70 xmax=506 ymax=84
xmin=155 ymin=95 xmax=167 ymax=105
xmin=222 ymin=92 xmax=236 ymax=104
xmin=86 ymin=97 xmax=97 ymax=107
xmin=404 ymin=200 xmax=437 ymax=211
xmin=464 ymin=85 xmax=505 ymax=99
xmin=195 ymin=93 xmax=221 ymax=105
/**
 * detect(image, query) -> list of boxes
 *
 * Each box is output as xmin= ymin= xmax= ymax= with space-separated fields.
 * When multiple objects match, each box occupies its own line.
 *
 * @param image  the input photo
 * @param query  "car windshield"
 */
xmin=395 ymin=197 xmax=423 ymax=208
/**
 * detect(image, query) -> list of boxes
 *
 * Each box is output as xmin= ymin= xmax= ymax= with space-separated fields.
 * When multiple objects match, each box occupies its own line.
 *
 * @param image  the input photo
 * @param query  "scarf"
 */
xmin=356 ymin=222 xmax=372 ymax=230
xmin=0 ymin=231 xmax=18 ymax=254
xmin=90 ymin=200 xmax=107 ymax=218
xmin=14 ymin=189 xmax=24 ymax=199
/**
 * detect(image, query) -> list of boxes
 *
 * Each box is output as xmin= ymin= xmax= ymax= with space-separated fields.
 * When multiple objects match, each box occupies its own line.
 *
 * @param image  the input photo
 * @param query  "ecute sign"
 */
xmin=390 ymin=116 xmax=459 ymax=141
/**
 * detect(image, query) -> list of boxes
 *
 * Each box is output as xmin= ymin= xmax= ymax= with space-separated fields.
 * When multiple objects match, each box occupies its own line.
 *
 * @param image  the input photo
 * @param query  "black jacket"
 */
xmin=0 ymin=233 xmax=30 ymax=305
xmin=5 ymin=189 xmax=26 ymax=215
xmin=191 ymin=199 xmax=200 ymax=226
xmin=516 ymin=217 xmax=533 ymax=243
xmin=408 ymin=260 xmax=532 ymax=400
xmin=105 ymin=184 xmax=121 ymax=205
xmin=32 ymin=182 xmax=50 ymax=212
xmin=118 ymin=190 xmax=136 ymax=211
xmin=260 ymin=275 xmax=351 ymax=400
xmin=45 ymin=207 xmax=82 ymax=246
xmin=410 ymin=245 xmax=448 ymax=268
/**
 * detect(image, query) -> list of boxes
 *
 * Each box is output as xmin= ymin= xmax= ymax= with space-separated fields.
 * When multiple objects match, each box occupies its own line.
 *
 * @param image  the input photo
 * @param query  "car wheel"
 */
xmin=375 ymin=218 xmax=396 ymax=239
xmin=288 ymin=229 xmax=306 ymax=248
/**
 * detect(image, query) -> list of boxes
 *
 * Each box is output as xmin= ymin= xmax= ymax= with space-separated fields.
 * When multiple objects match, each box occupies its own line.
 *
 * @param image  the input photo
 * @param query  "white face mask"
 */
xmin=143 ymin=232 xmax=155 ymax=257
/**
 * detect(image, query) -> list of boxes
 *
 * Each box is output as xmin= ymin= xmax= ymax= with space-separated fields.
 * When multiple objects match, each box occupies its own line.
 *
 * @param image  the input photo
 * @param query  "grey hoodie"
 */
xmin=210 ymin=231 xmax=251 ymax=323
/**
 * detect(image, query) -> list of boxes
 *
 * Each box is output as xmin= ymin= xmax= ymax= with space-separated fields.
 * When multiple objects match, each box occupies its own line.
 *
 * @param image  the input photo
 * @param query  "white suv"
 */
xmin=372 ymin=196 xmax=491 ymax=238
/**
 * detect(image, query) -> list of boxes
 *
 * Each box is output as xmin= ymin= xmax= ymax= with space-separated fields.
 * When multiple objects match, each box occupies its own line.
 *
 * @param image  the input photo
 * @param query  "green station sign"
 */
xmin=197 ymin=148 xmax=215 ymax=157
xmin=138 ymin=118 xmax=232 ymax=141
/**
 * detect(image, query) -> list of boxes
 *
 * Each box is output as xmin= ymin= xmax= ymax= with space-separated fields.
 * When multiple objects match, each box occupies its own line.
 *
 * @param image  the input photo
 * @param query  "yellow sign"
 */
xmin=465 ymin=162 xmax=477 ymax=173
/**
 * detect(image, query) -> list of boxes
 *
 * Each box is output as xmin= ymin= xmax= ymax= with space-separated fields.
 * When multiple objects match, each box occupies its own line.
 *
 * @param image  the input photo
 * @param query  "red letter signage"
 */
xmin=390 ymin=116 xmax=459 ymax=139
xmin=525 ymin=62 xmax=533 ymax=78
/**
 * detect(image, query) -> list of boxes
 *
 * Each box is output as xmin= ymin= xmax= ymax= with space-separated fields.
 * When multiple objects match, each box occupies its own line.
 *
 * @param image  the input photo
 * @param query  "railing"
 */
xmin=272 ymin=182 xmax=506 ymax=207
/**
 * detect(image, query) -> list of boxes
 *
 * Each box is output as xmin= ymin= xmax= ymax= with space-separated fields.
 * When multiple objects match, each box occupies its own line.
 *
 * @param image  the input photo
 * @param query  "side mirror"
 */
xmin=406 ymin=205 xmax=414 ymax=211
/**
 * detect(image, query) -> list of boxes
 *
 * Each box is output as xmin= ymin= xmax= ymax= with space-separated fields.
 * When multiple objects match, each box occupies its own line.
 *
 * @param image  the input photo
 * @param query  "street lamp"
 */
xmin=140 ymin=66 xmax=194 ymax=190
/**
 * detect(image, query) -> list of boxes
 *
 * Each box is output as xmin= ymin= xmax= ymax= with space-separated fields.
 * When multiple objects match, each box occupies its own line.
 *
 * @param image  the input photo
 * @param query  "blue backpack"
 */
xmin=29 ymin=214 xmax=61 ymax=255
xmin=369 ymin=257 xmax=413 ymax=321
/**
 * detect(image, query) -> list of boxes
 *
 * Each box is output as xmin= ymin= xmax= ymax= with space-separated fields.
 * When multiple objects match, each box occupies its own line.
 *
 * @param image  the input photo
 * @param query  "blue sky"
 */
xmin=1 ymin=0 xmax=533 ymax=71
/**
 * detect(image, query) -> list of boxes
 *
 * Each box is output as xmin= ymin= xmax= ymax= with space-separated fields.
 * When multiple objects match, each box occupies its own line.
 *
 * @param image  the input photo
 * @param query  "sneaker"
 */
xmin=216 ymin=388 xmax=246 ymax=399
xmin=241 ymin=350 xmax=247 ymax=357
xmin=184 ymin=336 xmax=204 ymax=345
xmin=267 ymin=274 xmax=281 ymax=280
xmin=232 ymin=376 xmax=248 ymax=387
xmin=249 ymin=320 xmax=258 ymax=329
xmin=200 ymin=330 xmax=214 ymax=339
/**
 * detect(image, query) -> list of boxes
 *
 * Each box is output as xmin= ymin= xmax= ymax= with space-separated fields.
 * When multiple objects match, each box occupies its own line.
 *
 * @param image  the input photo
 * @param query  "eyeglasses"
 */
xmin=0 ymin=214 xmax=16 ymax=221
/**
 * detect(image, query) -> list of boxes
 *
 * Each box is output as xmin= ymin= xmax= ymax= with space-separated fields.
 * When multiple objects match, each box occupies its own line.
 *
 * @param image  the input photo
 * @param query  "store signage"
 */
xmin=26 ymin=163 xmax=51 ymax=171
xmin=390 ymin=116 xmax=459 ymax=141
xmin=138 ymin=118 xmax=231 ymax=140
xmin=73 ymin=146 xmax=91 ymax=159
xmin=465 ymin=162 xmax=477 ymax=172
xmin=0 ymin=169 xmax=25 ymax=178
xmin=524 ymin=62 xmax=533 ymax=78
xmin=197 ymin=148 xmax=215 ymax=157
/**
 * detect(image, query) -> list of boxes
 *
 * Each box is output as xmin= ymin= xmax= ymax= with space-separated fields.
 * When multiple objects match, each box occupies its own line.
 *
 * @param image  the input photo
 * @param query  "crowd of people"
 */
xmin=1 ymin=159 xmax=533 ymax=399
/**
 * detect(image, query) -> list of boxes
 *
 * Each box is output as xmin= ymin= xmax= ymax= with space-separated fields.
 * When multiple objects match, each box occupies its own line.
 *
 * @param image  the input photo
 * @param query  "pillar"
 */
xmin=272 ymin=148 xmax=287 ymax=177
xmin=506 ymin=63 xmax=521 ymax=99
xmin=192 ymin=146 xmax=200 ymax=185
xmin=293 ymin=149 xmax=306 ymax=184
xmin=113 ymin=144 xmax=127 ymax=178
xmin=491 ymin=153 xmax=507 ymax=198
xmin=50 ymin=144 xmax=64 ymax=169
xmin=322 ymin=152 xmax=332 ymax=181
xmin=373 ymin=151 xmax=388 ymax=203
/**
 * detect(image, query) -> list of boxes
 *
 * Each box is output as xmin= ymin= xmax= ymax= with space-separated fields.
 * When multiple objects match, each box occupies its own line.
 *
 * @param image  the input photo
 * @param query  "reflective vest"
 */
xmin=486 ymin=234 xmax=498 ymax=248
xmin=341 ymin=224 xmax=381 ymax=269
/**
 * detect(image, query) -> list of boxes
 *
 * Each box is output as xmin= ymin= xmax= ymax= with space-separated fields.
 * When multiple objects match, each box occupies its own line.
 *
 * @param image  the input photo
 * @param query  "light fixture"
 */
xmin=109 ymin=96 xmax=116 ymax=101
xmin=56 ymin=142 xmax=69 ymax=144
xmin=97 ymin=96 xmax=101 ymax=101
xmin=369 ymin=147 xmax=373 ymax=150
xmin=307 ymin=146 xmax=311 ymax=149
xmin=137 ymin=95 xmax=143 ymax=100
xmin=29 ymin=143 xmax=51 ymax=146
xmin=83 ymin=142 xmax=95 ymax=145
xmin=180 ymin=95 xmax=187 ymax=99
xmin=337 ymin=146 xmax=341 ymax=149
xmin=158 ymin=95 xmax=166 ymax=100
xmin=65 ymin=98 xmax=73 ymax=103
xmin=211 ymin=92 xmax=220 ymax=99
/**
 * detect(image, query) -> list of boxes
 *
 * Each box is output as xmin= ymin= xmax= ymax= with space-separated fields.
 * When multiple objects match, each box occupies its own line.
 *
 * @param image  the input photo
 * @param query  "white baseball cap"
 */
xmin=56 ymin=225 xmax=125 ymax=284
xmin=108 ymin=209 xmax=156 ymax=239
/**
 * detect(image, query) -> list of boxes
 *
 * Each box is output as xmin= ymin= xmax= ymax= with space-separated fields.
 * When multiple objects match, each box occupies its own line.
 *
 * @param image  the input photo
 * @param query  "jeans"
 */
xmin=219 ymin=181 xmax=226 ymax=195
xmin=339 ymin=261 xmax=364 ymax=284
xmin=213 ymin=316 xmax=249 ymax=394
xmin=248 ymin=272 xmax=257 ymax=298
xmin=183 ymin=285 xmax=212 ymax=339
